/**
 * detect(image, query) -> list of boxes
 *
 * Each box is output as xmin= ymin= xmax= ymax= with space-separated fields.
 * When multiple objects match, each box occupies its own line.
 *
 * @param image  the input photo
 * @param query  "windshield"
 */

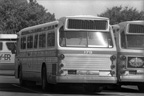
xmin=121 ymin=31 xmax=144 ymax=49
xmin=127 ymin=35 xmax=144 ymax=48
xmin=59 ymin=27 xmax=113 ymax=48
xmin=6 ymin=42 xmax=16 ymax=54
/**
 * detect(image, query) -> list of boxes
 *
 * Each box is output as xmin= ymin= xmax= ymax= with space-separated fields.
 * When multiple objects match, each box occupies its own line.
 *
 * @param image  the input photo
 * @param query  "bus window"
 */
xmin=6 ymin=42 xmax=16 ymax=54
xmin=59 ymin=27 xmax=66 ymax=47
xmin=88 ymin=32 xmax=113 ymax=47
xmin=0 ymin=42 xmax=2 ymax=50
xmin=127 ymin=35 xmax=144 ymax=48
xmin=121 ymin=31 xmax=126 ymax=48
xmin=39 ymin=33 xmax=46 ymax=48
xmin=34 ymin=34 xmax=38 ymax=48
xmin=21 ymin=37 xmax=26 ymax=49
xmin=27 ymin=35 xmax=33 ymax=49
xmin=60 ymin=31 xmax=87 ymax=47
xmin=60 ymin=30 xmax=112 ymax=48
xmin=47 ymin=32 xmax=55 ymax=47
xmin=66 ymin=31 xmax=87 ymax=47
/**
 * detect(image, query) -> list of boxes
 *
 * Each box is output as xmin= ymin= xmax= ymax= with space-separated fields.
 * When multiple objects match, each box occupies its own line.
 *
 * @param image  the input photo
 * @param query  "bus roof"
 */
xmin=0 ymin=34 xmax=17 ymax=39
xmin=59 ymin=15 xmax=109 ymax=21
xmin=112 ymin=20 xmax=144 ymax=31
xmin=18 ymin=21 xmax=59 ymax=35
xmin=18 ymin=15 xmax=110 ymax=35
xmin=119 ymin=20 xmax=144 ymax=26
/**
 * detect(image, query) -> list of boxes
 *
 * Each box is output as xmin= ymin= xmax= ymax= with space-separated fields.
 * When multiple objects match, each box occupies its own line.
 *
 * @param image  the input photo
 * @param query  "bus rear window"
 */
xmin=0 ymin=42 xmax=2 ymax=50
xmin=6 ymin=42 xmax=16 ymax=54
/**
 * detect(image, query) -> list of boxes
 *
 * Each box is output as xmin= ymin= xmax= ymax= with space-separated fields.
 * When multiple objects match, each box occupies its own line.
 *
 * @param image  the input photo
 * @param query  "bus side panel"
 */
xmin=45 ymin=50 xmax=58 ymax=84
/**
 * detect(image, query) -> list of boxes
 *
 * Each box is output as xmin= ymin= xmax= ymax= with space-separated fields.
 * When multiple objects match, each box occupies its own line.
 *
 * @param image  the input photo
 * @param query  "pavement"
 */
xmin=0 ymin=70 xmax=14 ymax=76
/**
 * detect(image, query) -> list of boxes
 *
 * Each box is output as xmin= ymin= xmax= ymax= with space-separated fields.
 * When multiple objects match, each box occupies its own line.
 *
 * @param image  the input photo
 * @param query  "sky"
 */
xmin=36 ymin=0 xmax=144 ymax=19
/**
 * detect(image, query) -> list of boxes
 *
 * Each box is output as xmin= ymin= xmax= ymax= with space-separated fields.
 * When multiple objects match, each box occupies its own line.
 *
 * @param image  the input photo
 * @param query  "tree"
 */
xmin=0 ymin=0 xmax=56 ymax=34
xmin=98 ymin=6 xmax=144 ymax=25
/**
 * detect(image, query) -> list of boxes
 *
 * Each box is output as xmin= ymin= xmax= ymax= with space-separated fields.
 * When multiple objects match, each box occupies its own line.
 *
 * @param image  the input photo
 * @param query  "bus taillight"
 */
xmin=110 ymin=55 xmax=116 ymax=76
xmin=58 ymin=54 xmax=65 ymax=60
xmin=119 ymin=55 xmax=126 ymax=74
xmin=120 ymin=55 xmax=126 ymax=60
xmin=59 ymin=63 xmax=64 ymax=68
xmin=111 ymin=64 xmax=115 ymax=69
xmin=110 ymin=70 xmax=115 ymax=75
xmin=110 ymin=55 xmax=116 ymax=61
xmin=120 ymin=55 xmax=126 ymax=68
xmin=59 ymin=70 xmax=64 ymax=74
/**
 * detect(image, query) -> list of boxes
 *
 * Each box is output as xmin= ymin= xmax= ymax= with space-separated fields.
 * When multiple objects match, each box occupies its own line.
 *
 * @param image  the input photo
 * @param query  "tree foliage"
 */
xmin=0 ymin=0 xmax=56 ymax=34
xmin=99 ymin=6 xmax=144 ymax=25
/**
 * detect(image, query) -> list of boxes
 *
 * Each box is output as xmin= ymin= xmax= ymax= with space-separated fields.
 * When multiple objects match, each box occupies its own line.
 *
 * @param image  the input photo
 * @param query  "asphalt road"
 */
xmin=0 ymin=75 xmax=144 ymax=96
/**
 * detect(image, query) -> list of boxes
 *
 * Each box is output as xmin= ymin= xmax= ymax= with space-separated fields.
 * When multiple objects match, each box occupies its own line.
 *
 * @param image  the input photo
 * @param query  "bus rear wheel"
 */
xmin=138 ymin=84 xmax=144 ymax=92
xmin=19 ymin=67 xmax=26 ymax=86
xmin=95 ymin=85 xmax=103 ymax=92
xmin=84 ymin=84 xmax=103 ymax=93
xmin=41 ymin=66 xmax=48 ymax=91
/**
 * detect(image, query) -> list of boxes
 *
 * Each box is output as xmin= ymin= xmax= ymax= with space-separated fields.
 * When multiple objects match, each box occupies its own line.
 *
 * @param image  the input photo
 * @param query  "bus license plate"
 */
xmin=129 ymin=70 xmax=136 ymax=74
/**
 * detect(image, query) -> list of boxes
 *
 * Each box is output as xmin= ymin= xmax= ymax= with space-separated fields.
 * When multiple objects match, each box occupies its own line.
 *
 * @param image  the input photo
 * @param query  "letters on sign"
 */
xmin=0 ymin=54 xmax=11 ymax=60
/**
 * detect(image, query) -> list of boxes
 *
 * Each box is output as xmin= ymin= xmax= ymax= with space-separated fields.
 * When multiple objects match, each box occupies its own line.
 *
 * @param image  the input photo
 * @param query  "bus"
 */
xmin=112 ymin=21 xmax=144 ymax=92
xmin=0 ymin=34 xmax=17 ymax=75
xmin=15 ymin=15 xmax=117 ymax=92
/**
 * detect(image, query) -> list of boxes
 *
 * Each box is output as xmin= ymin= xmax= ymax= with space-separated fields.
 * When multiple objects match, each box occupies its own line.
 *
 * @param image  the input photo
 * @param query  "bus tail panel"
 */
xmin=118 ymin=52 xmax=144 ymax=83
xmin=57 ymin=53 xmax=117 ymax=84
xmin=62 ymin=54 xmax=111 ymax=70
xmin=0 ymin=52 xmax=15 ymax=70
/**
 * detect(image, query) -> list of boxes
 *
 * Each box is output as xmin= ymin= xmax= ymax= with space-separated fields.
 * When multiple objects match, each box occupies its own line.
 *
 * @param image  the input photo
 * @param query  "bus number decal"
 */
xmin=0 ymin=54 xmax=11 ymax=60
xmin=84 ymin=51 xmax=92 ymax=54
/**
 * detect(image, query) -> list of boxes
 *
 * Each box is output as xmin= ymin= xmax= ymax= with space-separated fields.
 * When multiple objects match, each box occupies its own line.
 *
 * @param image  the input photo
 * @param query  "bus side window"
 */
xmin=34 ymin=34 xmax=38 ymax=48
xmin=121 ymin=31 xmax=126 ymax=48
xmin=27 ymin=35 xmax=33 ymax=49
xmin=0 ymin=42 xmax=2 ymax=50
xmin=21 ymin=37 xmax=26 ymax=49
xmin=47 ymin=32 xmax=55 ymax=47
xmin=39 ymin=33 xmax=46 ymax=48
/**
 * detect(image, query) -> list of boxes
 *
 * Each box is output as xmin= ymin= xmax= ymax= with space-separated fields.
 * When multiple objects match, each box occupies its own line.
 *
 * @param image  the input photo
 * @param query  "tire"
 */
xmin=84 ymin=84 xmax=100 ymax=93
xmin=41 ymin=66 xmax=48 ymax=91
xmin=95 ymin=85 xmax=103 ymax=92
xmin=138 ymin=85 xmax=144 ymax=93
xmin=19 ymin=67 xmax=26 ymax=86
xmin=116 ymin=85 xmax=122 ymax=91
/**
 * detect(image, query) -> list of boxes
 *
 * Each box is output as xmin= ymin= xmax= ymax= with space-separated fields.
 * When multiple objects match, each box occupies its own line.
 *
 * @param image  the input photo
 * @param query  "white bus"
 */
xmin=0 ymin=34 xmax=17 ymax=75
xmin=112 ymin=21 xmax=144 ymax=92
xmin=15 ymin=15 xmax=117 ymax=92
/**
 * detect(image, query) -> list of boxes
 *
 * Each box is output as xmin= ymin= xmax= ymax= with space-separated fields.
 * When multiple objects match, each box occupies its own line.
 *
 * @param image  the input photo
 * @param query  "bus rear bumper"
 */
xmin=56 ymin=75 xmax=117 ymax=84
xmin=0 ymin=70 xmax=14 ymax=76
xmin=0 ymin=63 xmax=15 ymax=70
xmin=120 ymin=75 xmax=144 ymax=82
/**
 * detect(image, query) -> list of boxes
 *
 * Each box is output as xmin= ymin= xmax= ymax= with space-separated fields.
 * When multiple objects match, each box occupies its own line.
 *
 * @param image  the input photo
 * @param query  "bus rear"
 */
xmin=113 ymin=21 xmax=144 ymax=92
xmin=56 ymin=16 xmax=117 ymax=92
xmin=0 ymin=34 xmax=17 ymax=75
